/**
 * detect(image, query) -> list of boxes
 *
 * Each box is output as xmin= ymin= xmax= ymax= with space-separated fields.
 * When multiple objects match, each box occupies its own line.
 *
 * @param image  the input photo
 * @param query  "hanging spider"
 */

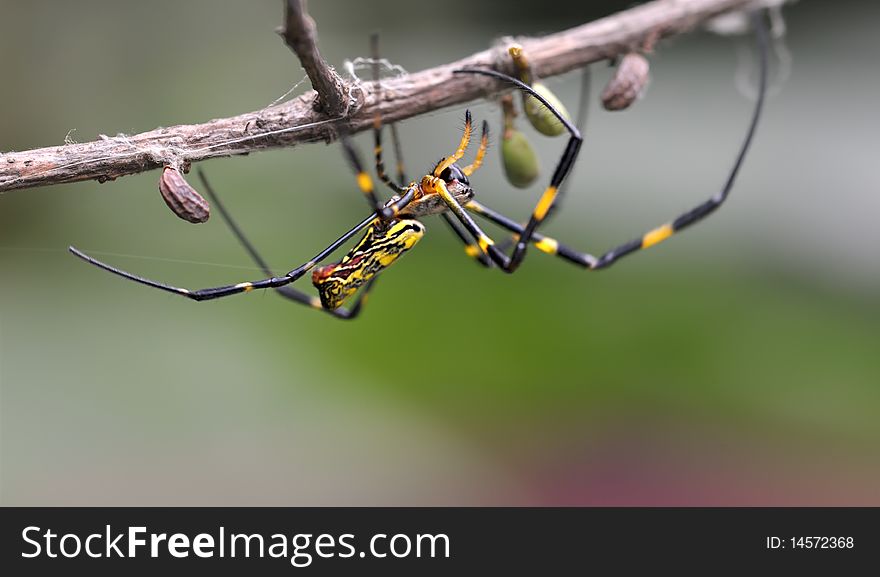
xmin=69 ymin=14 xmax=768 ymax=320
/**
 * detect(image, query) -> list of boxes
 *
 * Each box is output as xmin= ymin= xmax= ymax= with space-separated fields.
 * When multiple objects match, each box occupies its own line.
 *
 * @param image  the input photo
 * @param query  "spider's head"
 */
xmin=437 ymin=162 xmax=472 ymax=196
xmin=403 ymin=161 xmax=474 ymax=218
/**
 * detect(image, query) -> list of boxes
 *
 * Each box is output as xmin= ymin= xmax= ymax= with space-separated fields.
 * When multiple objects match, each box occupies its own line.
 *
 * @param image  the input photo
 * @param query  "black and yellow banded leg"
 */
xmin=541 ymin=66 xmax=590 ymax=226
xmin=198 ymin=170 xmax=378 ymax=319
xmin=442 ymin=212 xmax=494 ymax=268
xmin=379 ymin=105 xmax=490 ymax=266
xmin=385 ymin=119 xmax=491 ymax=268
xmin=591 ymin=12 xmax=767 ymax=269
xmin=433 ymin=110 xmax=474 ymax=177
xmin=496 ymin=67 xmax=591 ymax=254
xmin=454 ymin=10 xmax=767 ymax=273
xmin=372 ymin=31 xmax=490 ymax=268
xmin=445 ymin=119 xmax=493 ymax=267
xmin=464 ymin=10 xmax=766 ymax=273
xmin=372 ymin=30 xmax=492 ymax=269
xmin=340 ymin=137 xmax=400 ymax=220
xmin=69 ymin=208 xmax=383 ymax=302
xmin=430 ymin=178 xmax=517 ymax=270
xmin=372 ymin=118 xmax=410 ymax=193
xmin=435 ymin=118 xmax=492 ymax=267
xmin=506 ymin=118 xmax=581 ymax=270
xmin=369 ymin=32 xmax=409 ymax=194
xmin=464 ymin=200 xmax=594 ymax=267
xmin=450 ymin=69 xmax=583 ymax=273
xmin=463 ymin=120 xmax=490 ymax=177
xmin=389 ymin=123 xmax=407 ymax=185
xmin=372 ymin=109 xmax=490 ymax=269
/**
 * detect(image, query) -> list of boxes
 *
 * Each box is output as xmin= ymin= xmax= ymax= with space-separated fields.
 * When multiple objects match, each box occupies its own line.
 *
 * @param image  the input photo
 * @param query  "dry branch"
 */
xmin=0 ymin=0 xmax=758 ymax=193
xmin=279 ymin=0 xmax=348 ymax=117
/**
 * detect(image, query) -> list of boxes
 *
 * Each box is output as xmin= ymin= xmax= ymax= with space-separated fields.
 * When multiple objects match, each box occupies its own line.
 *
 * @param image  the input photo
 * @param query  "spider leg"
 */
xmin=69 ymin=210 xmax=381 ymax=302
xmin=442 ymin=119 xmax=494 ymax=267
xmin=465 ymin=200 xmax=593 ymax=267
xmin=442 ymin=212 xmax=494 ymax=266
xmin=588 ymin=14 xmax=768 ymax=269
xmin=433 ymin=110 xmax=474 ymax=177
xmin=465 ymin=8 xmax=767 ymax=272
xmin=430 ymin=177 xmax=515 ymax=270
xmin=496 ymin=66 xmax=591 ymax=254
xmin=389 ymin=123 xmax=407 ymax=185
xmin=336 ymin=33 xmax=412 ymax=222
xmin=370 ymin=32 xmax=492 ymax=268
xmin=340 ymin=137 xmax=400 ymax=220
xmin=451 ymin=9 xmax=767 ymax=273
xmin=198 ymin=169 xmax=376 ymax=319
xmin=377 ymin=102 xmax=495 ymax=267
xmin=450 ymin=70 xmax=582 ymax=272
xmin=369 ymin=32 xmax=408 ymax=194
xmin=462 ymin=119 xmax=490 ymax=177
xmin=546 ymin=65 xmax=590 ymax=224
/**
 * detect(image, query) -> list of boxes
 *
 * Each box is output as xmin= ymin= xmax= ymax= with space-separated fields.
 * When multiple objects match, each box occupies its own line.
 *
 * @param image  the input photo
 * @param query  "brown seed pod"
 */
xmin=158 ymin=166 xmax=210 ymax=223
xmin=601 ymin=53 xmax=650 ymax=111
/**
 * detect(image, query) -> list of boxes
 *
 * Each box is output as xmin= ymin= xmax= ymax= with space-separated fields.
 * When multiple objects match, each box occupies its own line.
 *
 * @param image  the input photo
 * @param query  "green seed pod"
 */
xmin=502 ymin=129 xmax=540 ymax=188
xmin=522 ymin=82 xmax=570 ymax=137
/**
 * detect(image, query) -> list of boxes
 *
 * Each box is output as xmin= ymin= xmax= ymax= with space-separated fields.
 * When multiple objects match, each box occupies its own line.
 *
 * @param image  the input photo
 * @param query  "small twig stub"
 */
xmin=280 ymin=0 xmax=348 ymax=117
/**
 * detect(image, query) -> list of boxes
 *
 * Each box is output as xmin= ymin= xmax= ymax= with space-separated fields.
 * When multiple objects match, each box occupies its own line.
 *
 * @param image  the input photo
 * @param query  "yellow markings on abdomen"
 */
xmin=313 ymin=220 xmax=424 ymax=309
xmin=533 ymin=186 xmax=558 ymax=220
xmin=478 ymin=235 xmax=494 ymax=253
xmin=234 ymin=282 xmax=254 ymax=292
xmin=642 ymin=224 xmax=674 ymax=249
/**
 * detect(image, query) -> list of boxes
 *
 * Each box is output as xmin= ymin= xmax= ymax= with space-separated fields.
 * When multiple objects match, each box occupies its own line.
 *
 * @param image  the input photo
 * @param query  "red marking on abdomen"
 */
xmin=311 ymin=264 xmax=338 ymax=284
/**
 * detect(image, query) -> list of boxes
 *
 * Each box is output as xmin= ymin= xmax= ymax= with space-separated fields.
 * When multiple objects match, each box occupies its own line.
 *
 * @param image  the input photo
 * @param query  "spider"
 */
xmin=69 ymin=15 xmax=767 ymax=320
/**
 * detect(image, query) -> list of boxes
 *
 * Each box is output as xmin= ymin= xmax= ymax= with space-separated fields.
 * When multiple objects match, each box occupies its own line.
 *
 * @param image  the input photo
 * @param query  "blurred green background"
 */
xmin=1 ymin=0 xmax=878 ymax=505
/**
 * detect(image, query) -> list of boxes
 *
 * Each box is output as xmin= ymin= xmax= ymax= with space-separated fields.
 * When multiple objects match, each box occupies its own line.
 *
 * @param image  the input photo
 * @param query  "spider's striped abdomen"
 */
xmin=311 ymin=219 xmax=424 ymax=310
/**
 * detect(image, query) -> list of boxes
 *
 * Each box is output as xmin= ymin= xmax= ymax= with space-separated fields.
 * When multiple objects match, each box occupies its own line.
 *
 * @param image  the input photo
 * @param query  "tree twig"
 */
xmin=279 ymin=0 xmax=348 ymax=117
xmin=0 ymin=0 xmax=758 ymax=193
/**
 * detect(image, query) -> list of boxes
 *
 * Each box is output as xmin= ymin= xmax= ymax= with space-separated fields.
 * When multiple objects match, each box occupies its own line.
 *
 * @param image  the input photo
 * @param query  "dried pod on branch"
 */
xmin=601 ymin=52 xmax=650 ymax=111
xmin=158 ymin=166 xmax=210 ymax=224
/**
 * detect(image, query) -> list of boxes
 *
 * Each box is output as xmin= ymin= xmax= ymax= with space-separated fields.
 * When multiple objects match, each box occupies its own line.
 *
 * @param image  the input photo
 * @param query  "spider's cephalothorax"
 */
xmin=69 ymin=15 xmax=768 ymax=319
xmin=399 ymin=164 xmax=474 ymax=218
xmin=397 ymin=162 xmax=474 ymax=218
